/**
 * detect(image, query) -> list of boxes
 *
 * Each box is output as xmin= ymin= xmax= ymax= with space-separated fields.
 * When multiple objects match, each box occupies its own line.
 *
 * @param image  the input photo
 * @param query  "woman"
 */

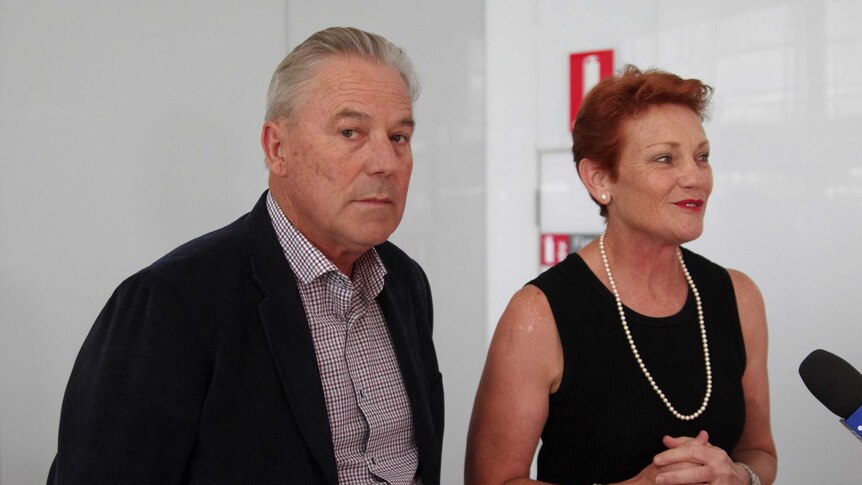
xmin=466 ymin=66 xmax=777 ymax=485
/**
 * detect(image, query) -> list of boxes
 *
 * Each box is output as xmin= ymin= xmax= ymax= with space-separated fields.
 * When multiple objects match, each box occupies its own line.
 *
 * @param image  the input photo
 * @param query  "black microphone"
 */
xmin=799 ymin=349 xmax=862 ymax=442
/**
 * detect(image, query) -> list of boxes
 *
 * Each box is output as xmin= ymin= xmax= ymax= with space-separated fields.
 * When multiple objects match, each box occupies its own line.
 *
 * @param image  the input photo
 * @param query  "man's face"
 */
xmin=264 ymin=56 xmax=414 ymax=273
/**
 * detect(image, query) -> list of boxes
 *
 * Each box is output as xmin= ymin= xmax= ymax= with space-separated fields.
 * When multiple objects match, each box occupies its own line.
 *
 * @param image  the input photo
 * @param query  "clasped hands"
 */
xmin=624 ymin=431 xmax=750 ymax=485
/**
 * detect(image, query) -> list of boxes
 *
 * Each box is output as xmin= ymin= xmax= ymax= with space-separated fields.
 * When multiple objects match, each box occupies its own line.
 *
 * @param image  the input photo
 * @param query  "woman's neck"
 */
xmin=580 ymin=228 xmax=690 ymax=317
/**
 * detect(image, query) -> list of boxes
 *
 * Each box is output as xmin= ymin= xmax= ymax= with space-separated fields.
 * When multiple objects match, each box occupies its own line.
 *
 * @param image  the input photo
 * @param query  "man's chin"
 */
xmin=361 ymin=231 xmax=397 ymax=248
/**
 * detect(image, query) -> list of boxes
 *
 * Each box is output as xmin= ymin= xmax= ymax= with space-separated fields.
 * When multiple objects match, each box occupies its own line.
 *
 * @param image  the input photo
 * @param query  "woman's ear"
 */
xmin=577 ymin=158 xmax=612 ymax=205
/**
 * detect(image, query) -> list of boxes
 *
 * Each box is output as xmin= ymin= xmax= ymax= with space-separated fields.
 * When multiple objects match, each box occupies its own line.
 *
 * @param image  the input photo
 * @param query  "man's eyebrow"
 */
xmin=335 ymin=109 xmax=369 ymax=121
xmin=334 ymin=109 xmax=415 ymax=130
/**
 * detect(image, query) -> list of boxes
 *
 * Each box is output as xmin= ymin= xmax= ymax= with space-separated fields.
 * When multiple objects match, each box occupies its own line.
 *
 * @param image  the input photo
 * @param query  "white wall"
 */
xmin=486 ymin=0 xmax=540 ymax=344
xmin=0 ymin=1 xmax=286 ymax=482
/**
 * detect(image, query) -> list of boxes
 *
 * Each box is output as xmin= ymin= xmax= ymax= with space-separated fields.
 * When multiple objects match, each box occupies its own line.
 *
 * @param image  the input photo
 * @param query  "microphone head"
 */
xmin=799 ymin=349 xmax=862 ymax=419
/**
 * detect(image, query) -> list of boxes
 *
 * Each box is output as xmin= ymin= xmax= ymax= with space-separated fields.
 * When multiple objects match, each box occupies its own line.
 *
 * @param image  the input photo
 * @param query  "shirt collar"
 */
xmin=266 ymin=191 xmax=386 ymax=299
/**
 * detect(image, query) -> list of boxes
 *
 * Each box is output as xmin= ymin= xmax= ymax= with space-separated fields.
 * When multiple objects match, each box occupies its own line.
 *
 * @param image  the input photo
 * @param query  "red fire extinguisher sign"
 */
xmin=569 ymin=50 xmax=614 ymax=129
xmin=540 ymin=234 xmax=570 ymax=267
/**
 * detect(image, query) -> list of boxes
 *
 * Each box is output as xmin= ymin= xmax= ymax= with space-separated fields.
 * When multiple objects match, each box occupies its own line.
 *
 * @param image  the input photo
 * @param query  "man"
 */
xmin=48 ymin=27 xmax=443 ymax=485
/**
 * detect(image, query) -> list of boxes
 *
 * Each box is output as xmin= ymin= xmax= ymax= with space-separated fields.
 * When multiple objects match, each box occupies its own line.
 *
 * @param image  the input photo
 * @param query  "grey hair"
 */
xmin=264 ymin=27 xmax=420 ymax=122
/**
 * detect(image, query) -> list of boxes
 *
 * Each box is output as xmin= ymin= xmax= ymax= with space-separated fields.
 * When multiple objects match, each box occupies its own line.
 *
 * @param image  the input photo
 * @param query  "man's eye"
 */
xmin=698 ymin=152 xmax=710 ymax=162
xmin=341 ymin=129 xmax=356 ymax=138
xmin=391 ymin=134 xmax=410 ymax=143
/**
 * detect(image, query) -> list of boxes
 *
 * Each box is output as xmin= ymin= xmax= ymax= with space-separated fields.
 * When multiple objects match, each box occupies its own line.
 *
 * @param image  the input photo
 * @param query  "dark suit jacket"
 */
xmin=48 ymin=192 xmax=444 ymax=484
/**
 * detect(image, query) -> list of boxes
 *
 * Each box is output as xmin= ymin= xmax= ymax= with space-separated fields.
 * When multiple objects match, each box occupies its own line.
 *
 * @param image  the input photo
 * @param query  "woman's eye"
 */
xmin=654 ymin=155 xmax=672 ymax=163
xmin=698 ymin=152 xmax=710 ymax=162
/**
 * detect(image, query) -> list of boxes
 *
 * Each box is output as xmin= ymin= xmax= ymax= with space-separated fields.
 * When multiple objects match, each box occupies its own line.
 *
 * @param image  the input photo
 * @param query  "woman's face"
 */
xmin=605 ymin=103 xmax=712 ymax=246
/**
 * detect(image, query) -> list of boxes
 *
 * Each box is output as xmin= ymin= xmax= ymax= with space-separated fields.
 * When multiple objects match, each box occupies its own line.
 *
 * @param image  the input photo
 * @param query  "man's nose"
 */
xmin=365 ymin=133 xmax=404 ymax=175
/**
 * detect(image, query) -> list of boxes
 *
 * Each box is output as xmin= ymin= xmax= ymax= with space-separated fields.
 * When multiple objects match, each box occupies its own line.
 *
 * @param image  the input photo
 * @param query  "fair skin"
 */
xmin=260 ymin=55 xmax=415 ymax=277
xmin=466 ymin=104 xmax=776 ymax=484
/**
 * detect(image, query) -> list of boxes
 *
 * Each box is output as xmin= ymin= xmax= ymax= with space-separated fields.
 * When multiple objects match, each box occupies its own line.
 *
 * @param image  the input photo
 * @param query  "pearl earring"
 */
xmin=600 ymin=194 xmax=608 ymax=201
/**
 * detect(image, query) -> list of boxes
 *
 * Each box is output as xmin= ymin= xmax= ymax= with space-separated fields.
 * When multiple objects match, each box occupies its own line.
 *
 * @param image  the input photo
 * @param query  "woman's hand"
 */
xmin=650 ymin=431 xmax=751 ymax=484
xmin=614 ymin=432 xmax=707 ymax=485
xmin=619 ymin=459 xmax=700 ymax=485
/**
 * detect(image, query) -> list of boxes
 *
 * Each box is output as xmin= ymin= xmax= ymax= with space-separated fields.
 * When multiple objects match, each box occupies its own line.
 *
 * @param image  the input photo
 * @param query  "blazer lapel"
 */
xmin=377 ymin=275 xmax=437 ymax=482
xmin=243 ymin=193 xmax=338 ymax=485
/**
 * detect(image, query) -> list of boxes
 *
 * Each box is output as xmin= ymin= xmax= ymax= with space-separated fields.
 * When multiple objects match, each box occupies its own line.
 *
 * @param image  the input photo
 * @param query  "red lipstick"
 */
xmin=674 ymin=199 xmax=704 ymax=211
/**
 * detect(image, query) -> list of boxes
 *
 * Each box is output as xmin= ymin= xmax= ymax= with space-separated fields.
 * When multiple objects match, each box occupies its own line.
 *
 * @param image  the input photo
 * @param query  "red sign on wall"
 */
xmin=540 ymin=234 xmax=570 ymax=267
xmin=569 ymin=49 xmax=614 ymax=129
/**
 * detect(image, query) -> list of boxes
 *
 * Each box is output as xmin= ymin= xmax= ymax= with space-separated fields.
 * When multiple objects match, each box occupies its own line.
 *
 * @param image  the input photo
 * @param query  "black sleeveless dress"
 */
xmin=530 ymin=248 xmax=746 ymax=485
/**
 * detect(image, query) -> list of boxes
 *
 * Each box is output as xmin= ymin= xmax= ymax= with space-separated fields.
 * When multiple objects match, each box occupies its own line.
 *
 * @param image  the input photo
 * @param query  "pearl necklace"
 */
xmin=598 ymin=232 xmax=712 ymax=421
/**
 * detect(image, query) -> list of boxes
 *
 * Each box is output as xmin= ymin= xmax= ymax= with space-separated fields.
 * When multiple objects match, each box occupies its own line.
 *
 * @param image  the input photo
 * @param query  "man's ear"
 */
xmin=261 ymin=120 xmax=289 ymax=176
xmin=577 ymin=158 xmax=612 ymax=205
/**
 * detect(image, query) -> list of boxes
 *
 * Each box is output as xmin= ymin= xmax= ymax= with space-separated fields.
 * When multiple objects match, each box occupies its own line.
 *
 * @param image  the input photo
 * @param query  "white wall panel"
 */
xmin=0 ymin=2 xmax=286 ymax=482
xmin=486 ymin=0 xmax=539 ymax=343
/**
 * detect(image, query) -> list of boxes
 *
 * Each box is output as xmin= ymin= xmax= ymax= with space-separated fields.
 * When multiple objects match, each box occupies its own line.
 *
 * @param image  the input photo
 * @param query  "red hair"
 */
xmin=572 ymin=65 xmax=713 ymax=216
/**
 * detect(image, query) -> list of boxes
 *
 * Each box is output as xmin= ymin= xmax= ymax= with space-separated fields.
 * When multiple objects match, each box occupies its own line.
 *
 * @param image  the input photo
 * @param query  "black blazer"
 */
xmin=48 ymin=192 xmax=444 ymax=484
